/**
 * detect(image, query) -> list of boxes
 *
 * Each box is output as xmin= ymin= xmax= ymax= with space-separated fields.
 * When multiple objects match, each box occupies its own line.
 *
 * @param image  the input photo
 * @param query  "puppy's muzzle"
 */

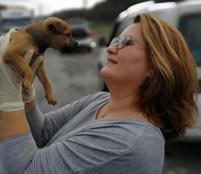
xmin=60 ymin=40 xmax=79 ymax=53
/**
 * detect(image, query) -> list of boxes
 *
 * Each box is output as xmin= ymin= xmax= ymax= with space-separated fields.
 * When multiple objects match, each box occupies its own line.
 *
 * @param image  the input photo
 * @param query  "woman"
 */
xmin=0 ymin=14 xmax=198 ymax=174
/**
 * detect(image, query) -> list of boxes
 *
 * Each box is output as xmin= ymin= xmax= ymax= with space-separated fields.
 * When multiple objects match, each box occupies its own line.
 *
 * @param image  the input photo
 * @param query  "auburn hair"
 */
xmin=135 ymin=14 xmax=198 ymax=143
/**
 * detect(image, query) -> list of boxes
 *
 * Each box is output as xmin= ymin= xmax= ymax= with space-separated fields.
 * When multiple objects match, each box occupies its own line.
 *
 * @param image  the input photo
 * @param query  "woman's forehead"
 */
xmin=121 ymin=23 xmax=141 ymax=35
xmin=121 ymin=23 xmax=141 ymax=36
xmin=121 ymin=23 xmax=145 ymax=42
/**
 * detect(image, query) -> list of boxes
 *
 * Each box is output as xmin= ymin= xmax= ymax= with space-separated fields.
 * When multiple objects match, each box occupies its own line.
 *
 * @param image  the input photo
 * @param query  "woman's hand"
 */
xmin=0 ymin=56 xmax=24 ymax=112
xmin=0 ymin=56 xmax=35 ymax=112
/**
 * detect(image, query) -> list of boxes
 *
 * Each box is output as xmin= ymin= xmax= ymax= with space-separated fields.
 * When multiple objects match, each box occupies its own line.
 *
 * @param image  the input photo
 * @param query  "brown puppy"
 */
xmin=3 ymin=17 xmax=78 ymax=105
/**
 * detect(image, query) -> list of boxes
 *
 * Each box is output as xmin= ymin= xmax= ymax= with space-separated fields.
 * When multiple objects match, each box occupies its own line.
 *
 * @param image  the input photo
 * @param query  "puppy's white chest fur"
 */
xmin=24 ymin=49 xmax=35 ymax=63
xmin=24 ymin=49 xmax=44 ymax=74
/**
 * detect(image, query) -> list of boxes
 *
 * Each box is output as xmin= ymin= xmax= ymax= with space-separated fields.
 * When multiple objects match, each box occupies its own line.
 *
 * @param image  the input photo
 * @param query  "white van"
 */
xmin=0 ymin=6 xmax=34 ymax=34
xmin=97 ymin=0 xmax=201 ymax=139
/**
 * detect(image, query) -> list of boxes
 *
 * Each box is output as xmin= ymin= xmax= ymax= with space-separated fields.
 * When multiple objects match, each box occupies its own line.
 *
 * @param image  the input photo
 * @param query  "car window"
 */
xmin=179 ymin=13 xmax=201 ymax=66
xmin=107 ymin=20 xmax=121 ymax=45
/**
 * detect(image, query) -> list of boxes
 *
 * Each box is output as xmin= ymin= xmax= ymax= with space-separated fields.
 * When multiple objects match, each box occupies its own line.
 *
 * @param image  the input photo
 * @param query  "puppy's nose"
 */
xmin=73 ymin=40 xmax=79 ymax=47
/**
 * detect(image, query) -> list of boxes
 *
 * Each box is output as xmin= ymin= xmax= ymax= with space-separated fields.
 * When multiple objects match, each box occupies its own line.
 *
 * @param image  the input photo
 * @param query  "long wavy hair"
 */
xmin=135 ymin=14 xmax=198 ymax=143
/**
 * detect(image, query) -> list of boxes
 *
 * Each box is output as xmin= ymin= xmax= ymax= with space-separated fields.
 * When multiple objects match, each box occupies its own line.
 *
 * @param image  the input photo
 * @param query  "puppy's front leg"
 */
xmin=36 ymin=59 xmax=57 ymax=105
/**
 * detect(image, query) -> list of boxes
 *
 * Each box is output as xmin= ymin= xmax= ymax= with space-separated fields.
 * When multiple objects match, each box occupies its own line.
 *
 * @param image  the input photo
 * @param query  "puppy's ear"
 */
xmin=47 ymin=21 xmax=63 ymax=33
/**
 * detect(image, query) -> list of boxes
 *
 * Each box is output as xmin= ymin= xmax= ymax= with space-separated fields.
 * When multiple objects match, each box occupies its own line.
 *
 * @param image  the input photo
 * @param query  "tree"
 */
xmin=88 ymin=0 xmax=147 ymax=21
xmin=0 ymin=4 xmax=6 ymax=10
xmin=52 ymin=0 xmax=148 ymax=22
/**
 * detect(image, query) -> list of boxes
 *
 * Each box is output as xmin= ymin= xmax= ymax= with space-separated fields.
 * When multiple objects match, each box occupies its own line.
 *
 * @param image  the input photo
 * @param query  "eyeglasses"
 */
xmin=110 ymin=35 xmax=145 ymax=49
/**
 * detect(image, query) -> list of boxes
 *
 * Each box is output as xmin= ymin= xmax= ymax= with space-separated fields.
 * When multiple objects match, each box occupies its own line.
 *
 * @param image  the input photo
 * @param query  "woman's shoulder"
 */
xmin=91 ymin=91 xmax=110 ymax=101
xmin=78 ymin=92 xmax=110 ymax=106
xmin=86 ymin=119 xmax=164 ymax=149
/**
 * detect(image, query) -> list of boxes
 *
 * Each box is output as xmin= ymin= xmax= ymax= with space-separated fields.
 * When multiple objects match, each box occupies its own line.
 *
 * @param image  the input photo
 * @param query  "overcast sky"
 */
xmin=0 ymin=0 xmax=105 ymax=15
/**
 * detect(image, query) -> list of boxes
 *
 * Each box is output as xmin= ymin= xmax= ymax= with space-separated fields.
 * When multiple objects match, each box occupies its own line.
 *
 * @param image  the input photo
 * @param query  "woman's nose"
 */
xmin=106 ymin=43 xmax=118 ymax=55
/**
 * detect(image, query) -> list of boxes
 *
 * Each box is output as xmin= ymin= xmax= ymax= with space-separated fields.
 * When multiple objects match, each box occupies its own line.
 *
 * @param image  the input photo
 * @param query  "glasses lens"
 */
xmin=118 ymin=35 xmax=131 ymax=48
xmin=110 ymin=35 xmax=145 ymax=49
xmin=110 ymin=35 xmax=134 ymax=49
xmin=110 ymin=37 xmax=119 ymax=45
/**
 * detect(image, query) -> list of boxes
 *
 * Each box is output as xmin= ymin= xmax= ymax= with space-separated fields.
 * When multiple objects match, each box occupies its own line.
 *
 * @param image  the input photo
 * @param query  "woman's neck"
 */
xmin=107 ymin=81 xmax=139 ymax=108
xmin=98 ymin=87 xmax=147 ymax=119
xmin=99 ymin=84 xmax=157 ymax=125
xmin=109 ymin=92 xmax=138 ymax=110
xmin=98 ymin=95 xmax=148 ymax=122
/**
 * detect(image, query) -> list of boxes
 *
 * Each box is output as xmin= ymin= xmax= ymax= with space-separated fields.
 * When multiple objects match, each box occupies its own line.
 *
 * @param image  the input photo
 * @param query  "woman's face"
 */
xmin=100 ymin=23 xmax=151 ymax=89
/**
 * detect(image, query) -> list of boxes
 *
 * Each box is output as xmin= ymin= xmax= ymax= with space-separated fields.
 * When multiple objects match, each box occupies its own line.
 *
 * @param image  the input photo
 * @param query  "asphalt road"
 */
xmin=34 ymin=47 xmax=101 ymax=113
xmin=34 ymin=47 xmax=201 ymax=174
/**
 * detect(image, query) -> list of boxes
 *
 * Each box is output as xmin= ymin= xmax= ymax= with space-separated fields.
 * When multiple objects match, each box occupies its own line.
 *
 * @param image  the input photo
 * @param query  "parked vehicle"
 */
xmin=97 ymin=0 xmax=201 ymax=139
xmin=71 ymin=24 xmax=96 ymax=53
xmin=0 ymin=6 xmax=34 ymax=34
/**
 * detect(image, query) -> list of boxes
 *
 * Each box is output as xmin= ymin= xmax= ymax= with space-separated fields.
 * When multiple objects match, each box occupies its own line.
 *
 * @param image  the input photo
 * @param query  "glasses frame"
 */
xmin=110 ymin=35 xmax=145 ymax=49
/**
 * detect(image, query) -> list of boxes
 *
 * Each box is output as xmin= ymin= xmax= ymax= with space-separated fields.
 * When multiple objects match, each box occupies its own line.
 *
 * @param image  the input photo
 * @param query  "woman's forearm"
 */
xmin=25 ymin=99 xmax=37 ymax=113
xmin=0 ymin=110 xmax=30 ymax=141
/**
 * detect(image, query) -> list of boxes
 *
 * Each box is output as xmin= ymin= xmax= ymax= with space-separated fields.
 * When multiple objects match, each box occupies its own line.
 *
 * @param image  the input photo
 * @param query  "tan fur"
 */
xmin=3 ymin=17 xmax=78 ymax=105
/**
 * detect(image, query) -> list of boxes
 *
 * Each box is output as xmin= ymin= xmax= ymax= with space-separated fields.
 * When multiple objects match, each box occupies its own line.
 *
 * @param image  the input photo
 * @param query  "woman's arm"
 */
xmin=24 ymin=92 xmax=109 ymax=147
xmin=0 ymin=119 xmax=164 ymax=174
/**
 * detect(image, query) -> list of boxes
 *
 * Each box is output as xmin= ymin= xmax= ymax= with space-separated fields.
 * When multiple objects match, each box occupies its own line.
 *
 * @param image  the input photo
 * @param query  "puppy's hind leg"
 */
xmin=36 ymin=57 xmax=57 ymax=105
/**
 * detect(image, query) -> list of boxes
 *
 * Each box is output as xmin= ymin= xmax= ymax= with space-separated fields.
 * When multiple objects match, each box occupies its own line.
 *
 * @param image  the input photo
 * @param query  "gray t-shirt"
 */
xmin=0 ymin=92 xmax=165 ymax=174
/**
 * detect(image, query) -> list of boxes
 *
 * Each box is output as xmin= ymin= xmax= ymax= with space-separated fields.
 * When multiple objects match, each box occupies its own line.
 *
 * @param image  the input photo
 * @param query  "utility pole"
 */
xmin=83 ymin=0 xmax=88 ymax=9
xmin=37 ymin=4 xmax=43 ymax=16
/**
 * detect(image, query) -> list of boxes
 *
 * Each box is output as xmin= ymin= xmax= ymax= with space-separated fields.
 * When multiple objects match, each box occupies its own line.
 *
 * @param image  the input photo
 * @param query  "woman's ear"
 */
xmin=146 ymin=66 xmax=154 ymax=77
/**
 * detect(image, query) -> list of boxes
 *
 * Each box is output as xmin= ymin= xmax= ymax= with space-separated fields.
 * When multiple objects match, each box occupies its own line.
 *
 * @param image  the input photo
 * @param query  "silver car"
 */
xmin=72 ymin=24 xmax=96 ymax=53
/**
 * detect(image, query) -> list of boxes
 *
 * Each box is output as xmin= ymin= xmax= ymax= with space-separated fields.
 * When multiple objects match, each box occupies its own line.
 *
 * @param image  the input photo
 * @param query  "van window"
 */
xmin=179 ymin=14 xmax=201 ymax=66
xmin=116 ymin=18 xmax=133 ymax=36
xmin=107 ymin=20 xmax=121 ymax=46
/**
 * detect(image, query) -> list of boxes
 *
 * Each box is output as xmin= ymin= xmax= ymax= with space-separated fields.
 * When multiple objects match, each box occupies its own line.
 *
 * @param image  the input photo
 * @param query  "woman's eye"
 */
xmin=126 ymin=40 xmax=133 ymax=45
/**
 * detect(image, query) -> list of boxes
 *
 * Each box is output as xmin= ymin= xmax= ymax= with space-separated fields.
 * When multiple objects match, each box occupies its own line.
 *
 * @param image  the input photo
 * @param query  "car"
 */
xmin=97 ymin=0 xmax=201 ymax=139
xmin=71 ymin=24 xmax=96 ymax=53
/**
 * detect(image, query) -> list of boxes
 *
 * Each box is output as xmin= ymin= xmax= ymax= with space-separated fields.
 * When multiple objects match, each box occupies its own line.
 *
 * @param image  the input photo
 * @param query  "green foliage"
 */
xmin=87 ymin=0 xmax=147 ymax=22
xmin=52 ymin=0 xmax=148 ymax=22
xmin=0 ymin=4 xmax=6 ymax=10
xmin=88 ymin=21 xmax=113 ymax=39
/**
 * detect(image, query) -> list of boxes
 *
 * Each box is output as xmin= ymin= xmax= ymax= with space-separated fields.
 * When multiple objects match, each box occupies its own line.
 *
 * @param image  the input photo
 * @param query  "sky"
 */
xmin=0 ymin=0 xmax=105 ymax=16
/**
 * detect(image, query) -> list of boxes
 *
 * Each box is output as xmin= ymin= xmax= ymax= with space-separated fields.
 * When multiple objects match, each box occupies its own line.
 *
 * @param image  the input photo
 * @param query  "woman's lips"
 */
xmin=107 ymin=57 xmax=118 ymax=64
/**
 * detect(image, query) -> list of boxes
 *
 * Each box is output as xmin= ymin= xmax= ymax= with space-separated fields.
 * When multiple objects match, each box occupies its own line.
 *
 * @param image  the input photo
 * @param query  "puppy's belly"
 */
xmin=24 ymin=49 xmax=35 ymax=64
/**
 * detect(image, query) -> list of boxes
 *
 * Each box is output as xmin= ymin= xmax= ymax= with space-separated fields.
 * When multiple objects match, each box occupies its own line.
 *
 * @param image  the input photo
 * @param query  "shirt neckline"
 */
xmin=94 ymin=96 xmax=159 ymax=130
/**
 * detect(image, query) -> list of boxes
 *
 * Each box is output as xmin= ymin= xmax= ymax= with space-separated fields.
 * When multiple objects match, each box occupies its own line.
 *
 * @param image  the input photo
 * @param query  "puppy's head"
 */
xmin=43 ymin=17 xmax=78 ymax=53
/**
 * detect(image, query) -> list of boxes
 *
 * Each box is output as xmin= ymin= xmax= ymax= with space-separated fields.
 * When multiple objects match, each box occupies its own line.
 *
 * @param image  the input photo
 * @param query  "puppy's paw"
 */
xmin=46 ymin=95 xmax=57 ymax=105
xmin=22 ymin=79 xmax=32 ymax=89
xmin=22 ymin=85 xmax=35 ymax=103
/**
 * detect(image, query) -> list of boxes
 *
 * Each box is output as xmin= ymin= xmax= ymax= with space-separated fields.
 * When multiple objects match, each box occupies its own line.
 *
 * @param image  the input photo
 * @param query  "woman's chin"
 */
xmin=100 ymin=66 xmax=110 ymax=78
